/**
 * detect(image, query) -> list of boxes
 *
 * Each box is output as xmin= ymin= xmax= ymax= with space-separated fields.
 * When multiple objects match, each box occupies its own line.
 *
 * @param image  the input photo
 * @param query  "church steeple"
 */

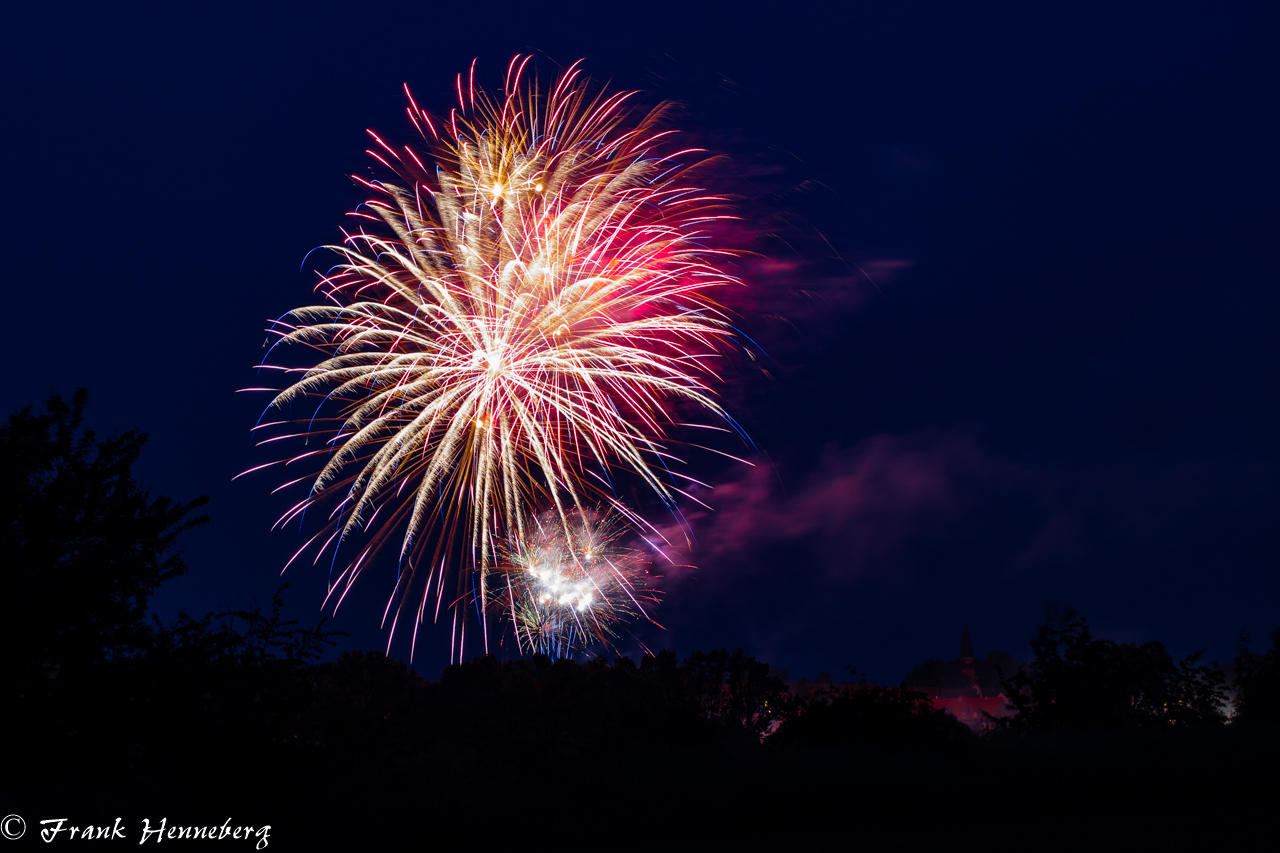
xmin=959 ymin=621 xmax=978 ymax=693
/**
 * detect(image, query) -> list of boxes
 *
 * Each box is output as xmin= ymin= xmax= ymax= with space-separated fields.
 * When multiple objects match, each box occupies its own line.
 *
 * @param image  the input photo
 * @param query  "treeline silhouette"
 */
xmin=4 ymin=392 xmax=1278 ymax=846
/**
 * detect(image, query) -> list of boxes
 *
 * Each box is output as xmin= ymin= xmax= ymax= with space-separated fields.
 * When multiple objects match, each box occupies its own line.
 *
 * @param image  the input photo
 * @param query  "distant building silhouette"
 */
xmin=902 ymin=622 xmax=1021 ymax=731
xmin=959 ymin=621 xmax=977 ymax=692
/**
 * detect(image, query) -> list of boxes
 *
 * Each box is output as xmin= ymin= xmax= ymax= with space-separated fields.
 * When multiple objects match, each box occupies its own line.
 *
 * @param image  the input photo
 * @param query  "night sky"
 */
xmin=4 ymin=1 xmax=1276 ymax=685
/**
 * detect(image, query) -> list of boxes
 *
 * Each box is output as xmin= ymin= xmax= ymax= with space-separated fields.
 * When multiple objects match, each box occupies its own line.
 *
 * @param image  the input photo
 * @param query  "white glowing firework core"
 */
xmin=493 ymin=508 xmax=658 ymax=656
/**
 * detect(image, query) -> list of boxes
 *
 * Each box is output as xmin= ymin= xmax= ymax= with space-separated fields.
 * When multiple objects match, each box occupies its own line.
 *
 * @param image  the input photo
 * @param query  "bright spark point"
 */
xmin=492 ymin=507 xmax=659 ymax=657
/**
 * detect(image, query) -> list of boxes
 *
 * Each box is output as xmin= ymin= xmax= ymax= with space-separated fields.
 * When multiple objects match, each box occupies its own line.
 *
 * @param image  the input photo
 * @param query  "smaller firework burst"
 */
xmin=494 ymin=509 xmax=658 ymax=657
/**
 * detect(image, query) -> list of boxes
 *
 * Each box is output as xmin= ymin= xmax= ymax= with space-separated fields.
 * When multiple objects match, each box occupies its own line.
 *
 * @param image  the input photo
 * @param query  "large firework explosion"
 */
xmin=247 ymin=57 xmax=745 ymax=658
xmin=491 ymin=508 xmax=658 ymax=658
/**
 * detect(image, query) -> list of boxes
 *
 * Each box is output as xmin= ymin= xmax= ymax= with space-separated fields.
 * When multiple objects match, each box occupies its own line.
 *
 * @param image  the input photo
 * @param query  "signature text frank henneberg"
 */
xmin=38 ymin=817 xmax=271 ymax=849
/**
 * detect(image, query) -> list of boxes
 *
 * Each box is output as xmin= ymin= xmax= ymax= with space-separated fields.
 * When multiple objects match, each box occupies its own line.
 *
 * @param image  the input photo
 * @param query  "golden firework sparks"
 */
xmin=247 ymin=57 xmax=744 ymax=658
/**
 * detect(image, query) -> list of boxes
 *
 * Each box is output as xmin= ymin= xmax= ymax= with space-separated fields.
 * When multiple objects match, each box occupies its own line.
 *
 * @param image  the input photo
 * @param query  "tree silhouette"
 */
xmin=771 ymin=683 xmax=971 ymax=753
xmin=1 ymin=389 xmax=209 ymax=679
xmin=1001 ymin=611 xmax=1227 ymax=732
xmin=1232 ymin=628 xmax=1280 ymax=725
xmin=679 ymin=648 xmax=791 ymax=738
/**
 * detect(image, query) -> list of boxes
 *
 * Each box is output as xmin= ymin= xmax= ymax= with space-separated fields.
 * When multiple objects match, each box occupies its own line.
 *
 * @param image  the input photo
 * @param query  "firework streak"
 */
xmin=247 ymin=57 xmax=745 ymax=658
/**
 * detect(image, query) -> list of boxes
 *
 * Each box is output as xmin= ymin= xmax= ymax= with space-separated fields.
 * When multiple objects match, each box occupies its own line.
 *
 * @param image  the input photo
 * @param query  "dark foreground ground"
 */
xmin=7 ymin=395 xmax=1277 ymax=848
xmin=6 ymin=647 xmax=1278 ymax=851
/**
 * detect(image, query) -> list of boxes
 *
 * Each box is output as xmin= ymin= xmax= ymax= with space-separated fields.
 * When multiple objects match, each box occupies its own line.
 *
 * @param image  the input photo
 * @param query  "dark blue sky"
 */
xmin=3 ymin=1 xmax=1276 ymax=684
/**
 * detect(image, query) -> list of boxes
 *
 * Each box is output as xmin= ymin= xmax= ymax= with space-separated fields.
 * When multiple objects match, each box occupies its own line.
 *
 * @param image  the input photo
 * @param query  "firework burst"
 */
xmin=491 ymin=507 xmax=658 ymax=658
xmin=246 ymin=57 xmax=745 ymax=658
